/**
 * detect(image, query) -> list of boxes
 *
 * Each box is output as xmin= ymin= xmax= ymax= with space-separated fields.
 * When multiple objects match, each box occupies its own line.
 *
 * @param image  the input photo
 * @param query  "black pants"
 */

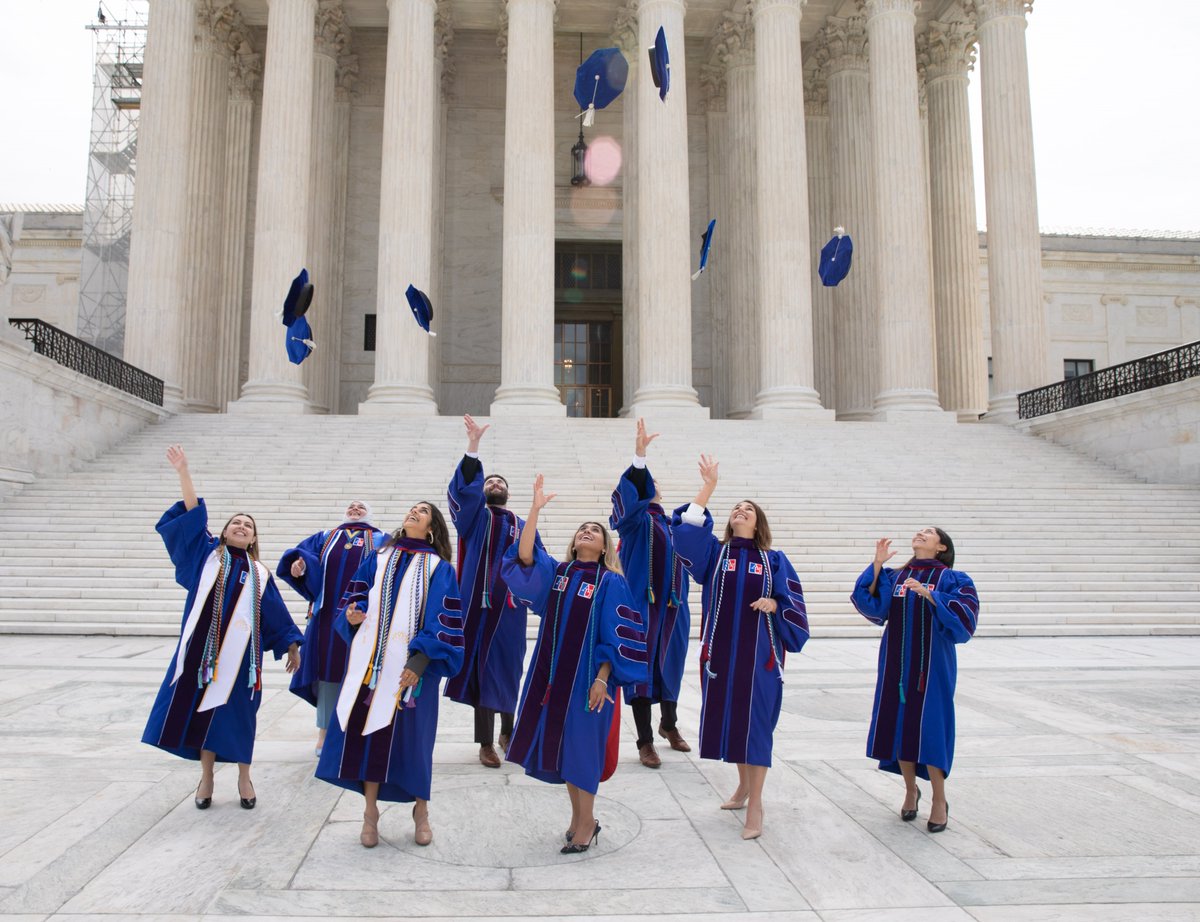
xmin=474 ymin=706 xmax=514 ymax=745
xmin=631 ymin=697 xmax=678 ymax=748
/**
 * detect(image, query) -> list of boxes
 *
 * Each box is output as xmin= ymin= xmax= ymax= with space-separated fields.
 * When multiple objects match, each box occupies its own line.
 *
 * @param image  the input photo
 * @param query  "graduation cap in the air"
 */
xmin=574 ymin=47 xmax=628 ymax=128
xmin=691 ymin=218 xmax=716 ymax=280
xmin=647 ymin=26 xmax=670 ymax=102
xmin=405 ymin=284 xmax=437 ymax=336
xmin=818 ymin=227 xmax=853 ymax=287
xmin=282 ymin=268 xmax=315 ymax=364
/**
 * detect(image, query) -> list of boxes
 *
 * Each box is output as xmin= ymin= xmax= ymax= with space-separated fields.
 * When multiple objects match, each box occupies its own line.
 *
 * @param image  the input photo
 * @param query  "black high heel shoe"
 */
xmin=239 ymin=780 xmax=256 ymax=810
xmin=560 ymin=821 xmax=600 ymax=854
xmin=927 ymin=801 xmax=948 ymax=833
xmin=901 ymin=788 xmax=921 ymax=822
xmin=195 ymin=782 xmax=212 ymax=810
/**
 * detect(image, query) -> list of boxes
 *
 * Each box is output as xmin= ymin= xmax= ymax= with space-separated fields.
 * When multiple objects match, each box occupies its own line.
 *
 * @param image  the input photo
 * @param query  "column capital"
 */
xmin=860 ymin=0 xmax=920 ymax=18
xmin=195 ymin=0 xmax=239 ymax=56
xmin=436 ymin=1 xmax=456 ymax=99
xmin=699 ymin=62 xmax=727 ymax=110
xmin=335 ymin=51 xmax=359 ymax=99
xmin=637 ymin=0 xmax=686 ymax=14
xmin=918 ymin=18 xmax=976 ymax=82
xmin=497 ymin=0 xmax=558 ymax=63
xmin=821 ymin=16 xmax=868 ymax=75
xmin=315 ymin=0 xmax=351 ymax=59
xmin=803 ymin=62 xmax=828 ymax=118
xmin=610 ymin=1 xmax=639 ymax=54
xmin=710 ymin=6 xmax=754 ymax=72
xmin=228 ymin=49 xmax=263 ymax=99
xmin=752 ymin=0 xmax=805 ymax=18
xmin=965 ymin=0 xmax=1033 ymax=26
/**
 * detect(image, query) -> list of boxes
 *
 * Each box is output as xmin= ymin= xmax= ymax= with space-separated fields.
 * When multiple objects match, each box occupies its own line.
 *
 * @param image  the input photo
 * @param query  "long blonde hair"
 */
xmin=565 ymin=521 xmax=623 ymax=574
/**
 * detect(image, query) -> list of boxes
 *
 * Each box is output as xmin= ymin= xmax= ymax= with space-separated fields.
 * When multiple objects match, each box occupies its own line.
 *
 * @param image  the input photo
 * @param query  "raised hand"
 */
xmin=345 ymin=604 xmax=365 ymax=626
xmin=874 ymin=538 xmax=897 ymax=567
xmin=167 ymin=444 xmax=198 ymax=511
xmin=464 ymin=414 xmax=490 ymax=452
xmin=635 ymin=417 xmax=660 ymax=457
xmin=166 ymin=444 xmax=188 ymax=472
xmin=698 ymin=454 xmax=719 ymax=487
xmin=531 ymin=473 xmax=557 ymax=512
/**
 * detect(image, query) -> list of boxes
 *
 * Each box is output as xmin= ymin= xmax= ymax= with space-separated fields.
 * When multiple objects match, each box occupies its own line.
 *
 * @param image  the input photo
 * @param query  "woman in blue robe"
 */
xmin=316 ymin=501 xmax=464 ymax=849
xmin=609 ymin=419 xmax=691 ymax=768
xmin=670 ymin=454 xmax=809 ymax=841
xmin=277 ymin=500 xmax=381 ymax=756
xmin=501 ymin=474 xmax=648 ymax=854
xmin=143 ymin=445 xmax=302 ymax=811
xmin=850 ymin=528 xmax=979 ymax=833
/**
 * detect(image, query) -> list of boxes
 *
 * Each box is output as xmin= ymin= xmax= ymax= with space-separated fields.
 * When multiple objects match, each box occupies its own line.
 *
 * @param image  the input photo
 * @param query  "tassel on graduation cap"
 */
xmin=647 ymin=26 xmax=670 ymax=102
xmin=818 ymin=226 xmax=854 ymax=287
xmin=691 ymin=218 xmax=716 ymax=280
xmin=574 ymin=47 xmax=628 ymax=128
xmin=405 ymin=284 xmax=437 ymax=337
xmin=281 ymin=268 xmax=316 ymax=364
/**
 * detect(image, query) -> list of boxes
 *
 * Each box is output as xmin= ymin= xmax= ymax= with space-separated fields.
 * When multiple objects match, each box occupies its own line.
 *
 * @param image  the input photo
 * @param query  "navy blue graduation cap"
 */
xmin=405 ymin=284 xmax=437 ymax=336
xmin=647 ymin=26 xmax=670 ymax=102
xmin=818 ymin=227 xmax=853 ymax=287
xmin=691 ymin=218 xmax=716 ymax=280
xmin=282 ymin=268 xmax=315 ymax=364
xmin=574 ymin=47 xmax=628 ymax=128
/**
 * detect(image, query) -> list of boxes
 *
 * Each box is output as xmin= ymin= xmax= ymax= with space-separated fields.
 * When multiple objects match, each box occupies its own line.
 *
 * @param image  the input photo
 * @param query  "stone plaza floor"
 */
xmin=0 ymin=634 xmax=1198 ymax=922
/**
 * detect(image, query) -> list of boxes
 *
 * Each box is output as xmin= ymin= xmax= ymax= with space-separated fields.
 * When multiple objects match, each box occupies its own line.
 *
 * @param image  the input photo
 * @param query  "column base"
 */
xmin=750 ymin=387 xmax=835 ymax=420
xmin=872 ymin=388 xmax=957 ymax=423
xmin=982 ymin=392 xmax=1020 ymax=424
xmin=626 ymin=384 xmax=710 ymax=419
xmin=161 ymin=383 xmax=186 ymax=413
xmin=228 ymin=381 xmax=313 ymax=415
xmin=359 ymin=382 xmax=438 ymax=416
xmin=490 ymin=385 xmax=566 ymax=417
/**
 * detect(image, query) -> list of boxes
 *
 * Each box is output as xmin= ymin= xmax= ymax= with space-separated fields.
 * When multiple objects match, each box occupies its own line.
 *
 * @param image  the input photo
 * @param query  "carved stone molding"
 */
xmin=860 ymin=0 xmax=920 ymax=16
xmin=436 ymin=1 xmax=456 ymax=100
xmin=918 ymin=18 xmax=976 ymax=82
xmin=753 ymin=0 xmax=806 ymax=18
xmin=699 ymin=61 xmax=727 ymax=109
xmin=335 ymin=52 xmax=359 ymax=99
xmin=964 ymin=0 xmax=1033 ymax=26
xmin=803 ymin=58 xmax=829 ymax=117
xmin=610 ymin=1 xmax=639 ymax=55
xmin=821 ymin=15 xmax=868 ymax=75
xmin=195 ymin=0 xmax=239 ymax=57
xmin=228 ymin=48 xmax=263 ymax=99
xmin=1099 ymin=294 xmax=1128 ymax=307
xmin=711 ymin=5 xmax=754 ymax=71
xmin=1176 ymin=297 xmax=1199 ymax=308
xmin=314 ymin=0 xmax=351 ymax=59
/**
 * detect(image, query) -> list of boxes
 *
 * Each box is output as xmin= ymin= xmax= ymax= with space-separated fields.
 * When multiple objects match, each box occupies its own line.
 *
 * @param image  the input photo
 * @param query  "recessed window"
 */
xmin=364 ymin=314 xmax=376 ymax=352
xmin=1063 ymin=358 xmax=1094 ymax=379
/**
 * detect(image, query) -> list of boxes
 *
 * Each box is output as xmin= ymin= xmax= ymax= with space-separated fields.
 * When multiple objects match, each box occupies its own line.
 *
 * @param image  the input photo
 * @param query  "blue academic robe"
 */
xmin=316 ymin=539 xmax=464 ymax=803
xmin=610 ymin=464 xmax=690 ymax=703
xmin=851 ymin=558 xmax=979 ymax=779
xmin=671 ymin=506 xmax=810 ymax=768
xmin=444 ymin=456 xmax=540 ymax=715
xmin=277 ymin=521 xmax=382 ymax=705
xmin=501 ymin=545 xmax=647 ymax=794
xmin=142 ymin=499 xmax=303 ymax=765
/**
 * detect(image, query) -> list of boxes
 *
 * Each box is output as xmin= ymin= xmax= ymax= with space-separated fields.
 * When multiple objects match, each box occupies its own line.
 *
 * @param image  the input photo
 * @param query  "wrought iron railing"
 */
xmin=8 ymin=318 xmax=164 ymax=406
xmin=1018 ymin=340 xmax=1200 ymax=420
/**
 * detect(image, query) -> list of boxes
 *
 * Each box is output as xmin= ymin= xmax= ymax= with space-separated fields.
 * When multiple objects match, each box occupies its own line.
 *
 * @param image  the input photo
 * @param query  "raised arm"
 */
xmin=166 ymin=445 xmax=198 ymax=511
xmin=465 ymin=413 xmax=490 ymax=454
xmin=519 ymin=474 xmax=556 ymax=565
xmin=691 ymin=454 xmax=719 ymax=508
xmin=868 ymin=538 xmax=897 ymax=596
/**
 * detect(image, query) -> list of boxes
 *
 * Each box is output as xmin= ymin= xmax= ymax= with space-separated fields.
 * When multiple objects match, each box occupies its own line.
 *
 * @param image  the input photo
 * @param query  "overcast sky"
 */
xmin=1 ymin=0 xmax=1196 ymax=233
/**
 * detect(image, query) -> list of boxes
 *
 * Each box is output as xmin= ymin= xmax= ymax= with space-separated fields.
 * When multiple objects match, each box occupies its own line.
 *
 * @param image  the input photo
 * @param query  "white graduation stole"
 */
xmin=336 ymin=548 xmax=439 ymax=736
xmin=172 ymin=549 xmax=271 ymax=712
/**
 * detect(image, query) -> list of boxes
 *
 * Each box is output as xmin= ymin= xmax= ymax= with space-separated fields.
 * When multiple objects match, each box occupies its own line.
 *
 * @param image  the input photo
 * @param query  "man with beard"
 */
xmin=444 ymin=415 xmax=542 ymax=767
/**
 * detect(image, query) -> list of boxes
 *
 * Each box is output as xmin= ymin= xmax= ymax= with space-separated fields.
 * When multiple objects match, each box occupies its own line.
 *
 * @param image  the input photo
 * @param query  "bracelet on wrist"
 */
xmin=592 ymin=678 xmax=606 ymax=686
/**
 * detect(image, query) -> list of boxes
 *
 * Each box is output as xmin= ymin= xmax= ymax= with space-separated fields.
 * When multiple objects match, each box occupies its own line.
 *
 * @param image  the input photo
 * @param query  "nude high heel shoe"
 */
xmin=361 ymin=806 xmax=380 ymax=848
xmin=413 ymin=803 xmax=433 ymax=846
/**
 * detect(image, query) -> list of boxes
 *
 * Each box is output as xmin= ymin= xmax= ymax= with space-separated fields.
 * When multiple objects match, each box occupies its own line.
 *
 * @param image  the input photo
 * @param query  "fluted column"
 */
xmin=804 ymin=54 xmax=836 ymax=411
xmin=628 ymin=0 xmax=706 ymax=416
xmin=970 ymin=0 xmax=1046 ymax=418
xmin=360 ymin=0 xmax=438 ymax=414
xmin=215 ymin=47 xmax=261 ymax=410
xmin=124 ymin=0 xmax=194 ymax=404
xmin=489 ymin=0 xmax=562 ymax=415
xmin=305 ymin=1 xmax=348 ymax=414
xmin=232 ymin=0 xmax=316 ymax=412
xmin=712 ymin=14 xmax=756 ymax=418
xmin=328 ymin=53 xmax=357 ymax=413
xmin=701 ymin=71 xmax=731 ymax=418
xmin=750 ymin=0 xmax=827 ymax=417
xmin=179 ymin=2 xmax=234 ymax=412
xmin=863 ymin=0 xmax=948 ymax=419
xmin=612 ymin=5 xmax=638 ymax=416
xmin=823 ymin=16 xmax=875 ymax=419
xmin=430 ymin=5 xmax=454 ymax=407
xmin=923 ymin=19 xmax=987 ymax=419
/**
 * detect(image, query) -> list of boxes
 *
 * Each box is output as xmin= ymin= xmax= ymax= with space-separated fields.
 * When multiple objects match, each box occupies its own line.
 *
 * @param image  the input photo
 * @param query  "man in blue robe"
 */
xmin=610 ymin=419 xmax=692 ymax=768
xmin=444 ymin=415 xmax=542 ymax=768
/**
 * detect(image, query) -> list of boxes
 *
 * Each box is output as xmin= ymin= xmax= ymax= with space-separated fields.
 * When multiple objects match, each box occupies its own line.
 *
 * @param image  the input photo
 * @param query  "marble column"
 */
xmin=612 ymin=4 xmax=639 ymax=416
xmin=863 ymin=0 xmax=949 ymax=420
xmin=305 ymin=1 xmax=349 ymax=414
xmin=701 ymin=71 xmax=731 ymax=418
xmin=215 ymin=47 xmax=260 ymax=410
xmin=328 ymin=53 xmax=358 ymax=413
xmin=823 ymin=16 xmax=875 ymax=419
xmin=713 ymin=16 xmax=757 ymax=418
xmin=179 ymin=2 xmax=234 ymax=412
xmin=361 ymin=0 xmax=438 ymax=414
xmin=628 ymin=0 xmax=706 ymax=416
xmin=232 ymin=0 xmax=316 ymax=412
xmin=751 ymin=0 xmax=828 ymax=417
xmin=124 ymin=0 xmax=194 ymax=404
xmin=431 ymin=5 xmax=454 ymax=408
xmin=923 ymin=19 xmax=988 ymax=419
xmin=804 ymin=56 xmax=836 ymax=411
xmin=970 ymin=0 xmax=1046 ymax=418
xmin=490 ymin=0 xmax=563 ymax=415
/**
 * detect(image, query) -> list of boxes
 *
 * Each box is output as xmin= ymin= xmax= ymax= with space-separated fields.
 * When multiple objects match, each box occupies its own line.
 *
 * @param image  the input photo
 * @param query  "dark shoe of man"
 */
xmin=638 ymin=742 xmax=662 ymax=768
xmin=658 ymin=722 xmax=692 ymax=753
xmin=479 ymin=744 xmax=502 ymax=768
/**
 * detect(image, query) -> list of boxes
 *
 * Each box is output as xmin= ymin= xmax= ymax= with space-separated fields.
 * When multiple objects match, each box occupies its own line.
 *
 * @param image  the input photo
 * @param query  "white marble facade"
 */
xmin=95 ymin=0 xmax=1200 ymax=417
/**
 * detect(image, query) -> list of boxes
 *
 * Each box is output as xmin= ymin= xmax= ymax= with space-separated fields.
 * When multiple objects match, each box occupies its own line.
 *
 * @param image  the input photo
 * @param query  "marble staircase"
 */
xmin=1 ymin=414 xmax=1198 ymax=636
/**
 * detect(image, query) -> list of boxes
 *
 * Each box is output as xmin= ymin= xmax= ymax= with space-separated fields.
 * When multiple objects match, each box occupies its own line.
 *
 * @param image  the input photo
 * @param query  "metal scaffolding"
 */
xmin=78 ymin=1 xmax=147 ymax=357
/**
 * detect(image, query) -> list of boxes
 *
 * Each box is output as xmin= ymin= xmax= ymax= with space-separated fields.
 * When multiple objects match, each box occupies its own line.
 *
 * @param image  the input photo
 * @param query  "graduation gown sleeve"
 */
xmin=500 ymin=543 xmax=559 ymax=615
xmin=260 ymin=579 xmax=304 ymax=658
xmin=593 ymin=573 xmax=648 ymax=687
xmin=670 ymin=503 xmax=721 ymax=586
xmin=333 ymin=551 xmax=377 ymax=645
xmin=406 ymin=561 xmax=466 ymax=680
xmin=610 ymin=464 xmax=654 ymax=535
xmin=276 ymin=531 xmax=327 ymax=602
xmin=155 ymin=499 xmax=218 ymax=590
xmin=929 ymin=569 xmax=979 ymax=644
xmin=447 ymin=455 xmax=487 ymax=537
xmin=851 ymin=564 xmax=897 ymax=625
xmin=768 ymin=549 xmax=810 ymax=654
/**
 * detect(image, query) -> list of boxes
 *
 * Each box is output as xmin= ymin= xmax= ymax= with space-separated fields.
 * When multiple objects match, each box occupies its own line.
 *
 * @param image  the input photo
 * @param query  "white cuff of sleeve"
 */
xmin=680 ymin=502 xmax=706 ymax=526
xmin=465 ymin=451 xmax=479 ymax=459
xmin=632 ymin=455 xmax=647 ymax=469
